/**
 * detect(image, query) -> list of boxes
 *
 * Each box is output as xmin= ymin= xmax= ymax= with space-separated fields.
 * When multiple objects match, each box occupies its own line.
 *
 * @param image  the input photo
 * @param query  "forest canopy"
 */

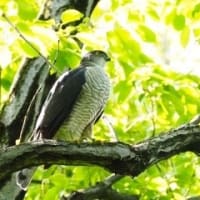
xmin=1 ymin=0 xmax=200 ymax=199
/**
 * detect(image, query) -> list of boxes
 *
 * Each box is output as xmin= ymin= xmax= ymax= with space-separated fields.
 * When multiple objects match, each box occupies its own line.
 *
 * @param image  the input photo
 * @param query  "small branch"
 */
xmin=103 ymin=174 xmax=123 ymax=186
xmin=63 ymin=174 xmax=138 ymax=200
xmin=64 ymin=179 xmax=138 ymax=200
xmin=2 ymin=14 xmax=54 ymax=68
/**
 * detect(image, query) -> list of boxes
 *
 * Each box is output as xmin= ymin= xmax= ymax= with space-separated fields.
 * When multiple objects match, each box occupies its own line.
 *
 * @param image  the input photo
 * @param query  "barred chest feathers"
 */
xmin=55 ymin=65 xmax=111 ymax=141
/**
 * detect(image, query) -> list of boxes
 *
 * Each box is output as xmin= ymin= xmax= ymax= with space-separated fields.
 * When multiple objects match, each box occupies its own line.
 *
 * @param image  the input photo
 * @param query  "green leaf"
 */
xmin=16 ymin=0 xmax=38 ymax=20
xmin=61 ymin=9 xmax=83 ymax=24
xmin=16 ymin=22 xmax=31 ymax=34
xmin=165 ymin=8 xmax=176 ymax=24
xmin=137 ymin=25 xmax=156 ymax=42
xmin=49 ymin=45 xmax=80 ymax=72
xmin=114 ymin=80 xmax=132 ymax=102
xmin=193 ymin=28 xmax=200 ymax=38
xmin=43 ymin=187 xmax=59 ymax=200
xmin=107 ymin=23 xmax=150 ymax=65
xmin=173 ymin=14 xmax=185 ymax=31
xmin=180 ymin=27 xmax=190 ymax=47
xmin=147 ymin=7 xmax=159 ymax=20
xmin=192 ymin=3 xmax=200 ymax=17
xmin=15 ymin=39 xmax=39 ymax=57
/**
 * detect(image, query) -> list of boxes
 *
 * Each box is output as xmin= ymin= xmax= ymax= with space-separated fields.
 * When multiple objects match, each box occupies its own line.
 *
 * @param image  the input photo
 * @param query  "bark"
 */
xmin=0 ymin=124 xmax=199 ymax=182
xmin=0 ymin=58 xmax=52 ymax=200
xmin=1 ymin=0 xmax=198 ymax=199
xmin=0 ymin=1 xmax=101 ymax=199
xmin=0 ymin=58 xmax=51 ymax=146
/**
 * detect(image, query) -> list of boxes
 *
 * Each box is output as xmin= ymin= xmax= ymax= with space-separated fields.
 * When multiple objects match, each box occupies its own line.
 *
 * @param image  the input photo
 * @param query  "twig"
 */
xmin=16 ymin=87 xmax=42 ymax=144
xmin=52 ymin=39 xmax=60 ymax=66
xmin=102 ymin=173 xmax=123 ymax=187
xmin=63 ymin=174 xmax=138 ymax=200
xmin=2 ymin=13 xmax=54 ymax=69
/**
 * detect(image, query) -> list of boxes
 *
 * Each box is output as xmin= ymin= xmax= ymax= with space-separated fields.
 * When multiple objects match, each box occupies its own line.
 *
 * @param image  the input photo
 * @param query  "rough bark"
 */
xmin=0 ymin=58 xmax=51 ymax=146
xmin=0 ymin=124 xmax=199 ymax=182
xmin=1 ymin=0 xmax=199 ymax=199
xmin=0 ymin=1 xmax=101 ymax=199
xmin=0 ymin=58 xmax=52 ymax=200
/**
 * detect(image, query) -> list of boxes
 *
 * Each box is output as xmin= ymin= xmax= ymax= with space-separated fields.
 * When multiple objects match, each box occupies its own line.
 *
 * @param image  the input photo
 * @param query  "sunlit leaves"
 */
xmin=61 ymin=9 xmax=83 ymax=24
xmin=2 ymin=0 xmax=200 ymax=199
xmin=192 ymin=3 xmax=200 ymax=17
xmin=136 ymin=25 xmax=157 ymax=42
xmin=173 ymin=14 xmax=185 ymax=31
xmin=15 ymin=39 xmax=39 ymax=57
xmin=26 ymin=166 xmax=109 ymax=199
xmin=107 ymin=24 xmax=151 ymax=70
xmin=15 ymin=0 xmax=38 ymax=20
xmin=49 ymin=37 xmax=80 ymax=73
xmin=165 ymin=10 xmax=188 ymax=46
xmin=180 ymin=27 xmax=190 ymax=47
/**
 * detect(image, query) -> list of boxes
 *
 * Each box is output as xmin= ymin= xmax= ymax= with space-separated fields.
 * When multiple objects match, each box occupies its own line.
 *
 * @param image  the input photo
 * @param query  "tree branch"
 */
xmin=0 ymin=124 xmax=200 ymax=182
xmin=0 ymin=57 xmax=51 ymax=146
xmin=64 ymin=174 xmax=139 ymax=200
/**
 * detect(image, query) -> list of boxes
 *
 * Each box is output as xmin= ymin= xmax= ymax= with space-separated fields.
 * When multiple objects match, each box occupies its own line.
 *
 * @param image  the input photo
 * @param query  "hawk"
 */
xmin=17 ymin=50 xmax=111 ymax=190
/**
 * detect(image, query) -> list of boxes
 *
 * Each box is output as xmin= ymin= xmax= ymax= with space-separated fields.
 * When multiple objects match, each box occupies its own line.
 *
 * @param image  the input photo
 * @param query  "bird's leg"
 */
xmin=81 ymin=124 xmax=94 ymax=142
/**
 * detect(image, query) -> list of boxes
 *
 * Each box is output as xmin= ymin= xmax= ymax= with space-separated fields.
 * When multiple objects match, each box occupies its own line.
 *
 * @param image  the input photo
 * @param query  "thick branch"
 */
xmin=0 ymin=124 xmax=200 ymax=182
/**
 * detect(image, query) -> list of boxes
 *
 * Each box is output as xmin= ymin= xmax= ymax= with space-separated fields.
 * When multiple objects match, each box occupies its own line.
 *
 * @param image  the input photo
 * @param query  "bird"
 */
xmin=16 ymin=50 xmax=111 ymax=190
xmin=35 ymin=50 xmax=111 ymax=141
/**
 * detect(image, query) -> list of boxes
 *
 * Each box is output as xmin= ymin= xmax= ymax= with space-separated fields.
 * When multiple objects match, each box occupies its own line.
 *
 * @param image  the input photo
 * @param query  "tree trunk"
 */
xmin=0 ymin=0 xmax=100 ymax=199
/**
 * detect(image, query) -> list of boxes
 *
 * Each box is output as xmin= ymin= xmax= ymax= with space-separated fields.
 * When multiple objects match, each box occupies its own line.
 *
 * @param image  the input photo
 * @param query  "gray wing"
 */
xmin=35 ymin=67 xmax=86 ymax=139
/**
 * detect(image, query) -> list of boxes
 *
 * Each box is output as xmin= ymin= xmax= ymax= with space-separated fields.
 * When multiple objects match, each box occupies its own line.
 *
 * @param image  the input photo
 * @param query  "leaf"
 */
xmin=192 ymin=3 xmax=200 ymax=17
xmin=43 ymin=187 xmax=59 ymax=200
xmin=137 ymin=25 xmax=156 ymax=42
xmin=180 ymin=27 xmax=190 ymax=47
xmin=148 ymin=177 xmax=168 ymax=193
xmin=165 ymin=8 xmax=176 ymax=24
xmin=173 ymin=14 xmax=185 ymax=31
xmin=114 ymin=80 xmax=132 ymax=102
xmin=16 ymin=22 xmax=31 ymax=34
xmin=16 ymin=0 xmax=38 ymax=20
xmin=147 ymin=7 xmax=159 ymax=20
xmin=49 ymin=173 xmax=68 ymax=188
xmin=15 ymin=39 xmax=39 ymax=57
xmin=61 ymin=9 xmax=83 ymax=24
xmin=193 ymin=28 xmax=200 ymax=38
xmin=107 ymin=23 xmax=150 ymax=65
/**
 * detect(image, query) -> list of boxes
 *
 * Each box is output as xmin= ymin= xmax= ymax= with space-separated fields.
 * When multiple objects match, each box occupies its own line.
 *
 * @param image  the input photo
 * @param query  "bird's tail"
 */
xmin=16 ymin=167 xmax=37 ymax=190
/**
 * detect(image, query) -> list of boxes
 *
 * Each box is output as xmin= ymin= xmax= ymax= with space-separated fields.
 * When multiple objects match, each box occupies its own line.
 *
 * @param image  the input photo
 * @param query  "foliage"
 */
xmin=1 ymin=0 xmax=200 ymax=199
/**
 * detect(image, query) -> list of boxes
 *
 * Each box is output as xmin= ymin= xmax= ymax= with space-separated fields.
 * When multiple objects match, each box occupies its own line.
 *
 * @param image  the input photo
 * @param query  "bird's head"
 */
xmin=81 ymin=50 xmax=110 ymax=67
